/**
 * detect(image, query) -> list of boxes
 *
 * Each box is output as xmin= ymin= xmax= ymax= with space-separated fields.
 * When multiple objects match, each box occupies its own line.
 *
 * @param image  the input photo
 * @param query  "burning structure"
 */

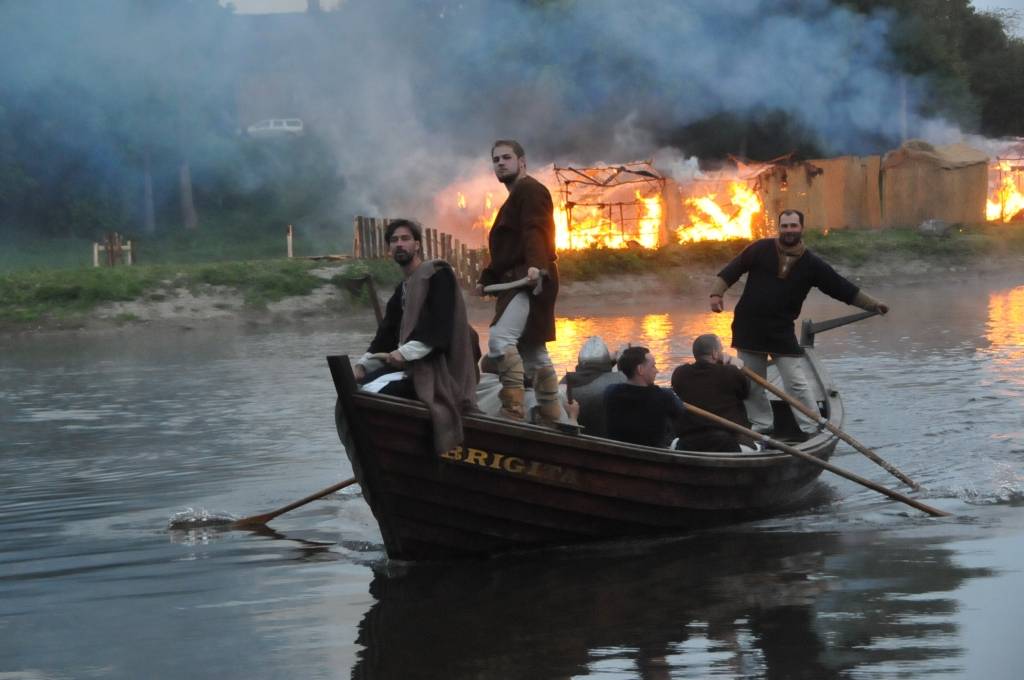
xmin=987 ymin=141 xmax=1024 ymax=223
xmin=552 ymin=162 xmax=665 ymax=250
xmin=436 ymin=139 xmax=1023 ymax=253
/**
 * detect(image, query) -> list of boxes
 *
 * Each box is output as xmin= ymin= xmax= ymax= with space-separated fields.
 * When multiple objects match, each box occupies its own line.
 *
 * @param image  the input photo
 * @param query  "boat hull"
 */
xmin=330 ymin=351 xmax=841 ymax=561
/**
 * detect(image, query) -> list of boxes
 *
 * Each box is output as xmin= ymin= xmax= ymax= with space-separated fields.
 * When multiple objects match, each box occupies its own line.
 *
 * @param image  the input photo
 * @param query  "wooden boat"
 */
xmin=329 ymin=316 xmax=859 ymax=562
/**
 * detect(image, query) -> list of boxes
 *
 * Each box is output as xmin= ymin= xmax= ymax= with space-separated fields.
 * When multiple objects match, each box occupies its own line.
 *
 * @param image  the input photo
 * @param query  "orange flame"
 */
xmin=986 ymin=161 xmax=1024 ymax=223
xmin=554 ymin=191 xmax=662 ymax=250
xmin=676 ymin=181 xmax=763 ymax=243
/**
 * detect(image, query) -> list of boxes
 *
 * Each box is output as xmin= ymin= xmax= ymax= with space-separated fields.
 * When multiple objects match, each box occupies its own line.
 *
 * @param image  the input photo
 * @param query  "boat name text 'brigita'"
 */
xmin=440 ymin=445 xmax=580 ymax=486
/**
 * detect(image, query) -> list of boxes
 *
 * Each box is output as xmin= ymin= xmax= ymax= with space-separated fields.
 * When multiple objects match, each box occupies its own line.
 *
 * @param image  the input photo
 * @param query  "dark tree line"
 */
xmin=667 ymin=0 xmax=1024 ymax=160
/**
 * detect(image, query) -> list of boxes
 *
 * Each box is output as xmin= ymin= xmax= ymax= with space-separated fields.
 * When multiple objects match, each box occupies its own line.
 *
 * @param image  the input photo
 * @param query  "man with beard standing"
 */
xmin=709 ymin=209 xmax=889 ymax=439
xmin=477 ymin=140 xmax=560 ymax=424
xmin=353 ymin=219 xmax=477 ymax=453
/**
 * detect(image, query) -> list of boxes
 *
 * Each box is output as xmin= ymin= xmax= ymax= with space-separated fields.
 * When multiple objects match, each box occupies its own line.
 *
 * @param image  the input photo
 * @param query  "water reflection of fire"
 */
xmin=986 ymin=160 xmax=1024 ymax=223
xmin=986 ymin=286 xmax=1024 ymax=362
xmin=547 ymin=311 xmax=736 ymax=383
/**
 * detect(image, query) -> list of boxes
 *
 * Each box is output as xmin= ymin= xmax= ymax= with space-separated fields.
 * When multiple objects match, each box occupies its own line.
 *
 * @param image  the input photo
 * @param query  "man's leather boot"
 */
xmin=534 ymin=365 xmax=562 ymax=427
xmin=496 ymin=346 xmax=525 ymax=421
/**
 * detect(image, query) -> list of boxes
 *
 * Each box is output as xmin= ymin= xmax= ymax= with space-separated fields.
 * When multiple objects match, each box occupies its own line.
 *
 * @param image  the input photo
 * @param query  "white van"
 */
xmin=247 ymin=119 xmax=304 ymax=138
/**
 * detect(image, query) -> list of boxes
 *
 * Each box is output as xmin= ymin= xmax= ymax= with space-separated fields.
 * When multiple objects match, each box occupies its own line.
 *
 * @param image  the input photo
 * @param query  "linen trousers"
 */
xmin=738 ymin=350 xmax=818 ymax=434
xmin=487 ymin=291 xmax=552 ymax=375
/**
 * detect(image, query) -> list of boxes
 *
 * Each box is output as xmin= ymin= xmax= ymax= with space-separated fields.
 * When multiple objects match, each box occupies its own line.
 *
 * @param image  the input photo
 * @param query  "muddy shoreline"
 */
xmin=6 ymin=253 xmax=1024 ymax=338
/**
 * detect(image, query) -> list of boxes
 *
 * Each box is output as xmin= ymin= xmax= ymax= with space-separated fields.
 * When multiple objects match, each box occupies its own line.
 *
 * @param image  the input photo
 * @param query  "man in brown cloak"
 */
xmin=476 ymin=139 xmax=561 ymax=425
xmin=353 ymin=219 xmax=477 ymax=454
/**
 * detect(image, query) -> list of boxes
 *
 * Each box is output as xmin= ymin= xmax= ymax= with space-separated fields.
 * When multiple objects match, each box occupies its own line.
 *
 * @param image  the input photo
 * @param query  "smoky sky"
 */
xmin=308 ymin=0 xmax=935 ymax=215
xmin=1 ymin=0 xmax=948 ymax=221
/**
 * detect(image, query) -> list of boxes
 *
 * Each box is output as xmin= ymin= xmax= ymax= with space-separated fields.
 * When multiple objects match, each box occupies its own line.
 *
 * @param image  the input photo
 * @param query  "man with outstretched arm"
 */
xmin=476 ymin=139 xmax=561 ymax=425
xmin=353 ymin=219 xmax=477 ymax=453
xmin=709 ymin=209 xmax=889 ymax=440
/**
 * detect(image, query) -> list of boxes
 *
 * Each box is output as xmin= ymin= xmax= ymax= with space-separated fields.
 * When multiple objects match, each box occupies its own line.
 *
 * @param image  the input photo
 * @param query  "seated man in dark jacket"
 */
xmin=671 ymin=334 xmax=758 ymax=452
xmin=605 ymin=346 xmax=685 ymax=448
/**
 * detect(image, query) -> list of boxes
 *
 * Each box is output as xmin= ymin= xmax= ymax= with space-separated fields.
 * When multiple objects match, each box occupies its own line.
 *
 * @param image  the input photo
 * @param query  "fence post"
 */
xmin=286 ymin=224 xmax=294 ymax=258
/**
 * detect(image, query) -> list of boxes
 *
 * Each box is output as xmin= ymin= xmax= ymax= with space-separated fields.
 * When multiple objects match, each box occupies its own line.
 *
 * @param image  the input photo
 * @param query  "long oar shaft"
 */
xmin=232 ymin=477 xmax=358 ymax=529
xmin=740 ymin=366 xmax=920 ymax=490
xmin=681 ymin=401 xmax=949 ymax=518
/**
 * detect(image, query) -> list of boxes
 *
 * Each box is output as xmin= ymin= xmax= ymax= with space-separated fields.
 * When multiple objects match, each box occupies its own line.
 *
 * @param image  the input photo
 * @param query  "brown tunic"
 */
xmin=479 ymin=175 xmax=559 ymax=344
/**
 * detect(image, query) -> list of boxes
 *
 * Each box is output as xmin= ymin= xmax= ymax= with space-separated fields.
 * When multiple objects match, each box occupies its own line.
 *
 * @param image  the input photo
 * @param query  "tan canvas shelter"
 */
xmin=813 ymin=155 xmax=883 ymax=230
xmin=756 ymin=161 xmax=827 ymax=232
xmin=880 ymin=140 xmax=988 ymax=227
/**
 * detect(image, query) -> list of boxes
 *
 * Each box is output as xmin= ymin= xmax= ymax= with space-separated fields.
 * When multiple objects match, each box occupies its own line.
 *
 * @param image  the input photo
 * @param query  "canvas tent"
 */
xmin=880 ymin=140 xmax=988 ymax=227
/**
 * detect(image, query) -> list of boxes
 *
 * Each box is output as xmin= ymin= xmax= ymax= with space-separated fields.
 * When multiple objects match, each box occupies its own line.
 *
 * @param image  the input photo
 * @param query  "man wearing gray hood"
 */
xmin=561 ymin=336 xmax=625 ymax=438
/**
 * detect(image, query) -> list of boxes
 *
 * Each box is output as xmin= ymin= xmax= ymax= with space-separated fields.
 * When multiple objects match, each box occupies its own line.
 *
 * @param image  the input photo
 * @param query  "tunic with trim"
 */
xmin=718 ymin=239 xmax=859 ymax=355
xmin=478 ymin=175 xmax=559 ymax=344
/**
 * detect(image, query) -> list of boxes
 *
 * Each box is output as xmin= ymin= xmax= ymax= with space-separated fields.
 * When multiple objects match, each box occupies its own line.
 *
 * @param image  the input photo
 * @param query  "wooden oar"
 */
xmin=680 ymin=401 xmax=950 ymax=518
xmin=231 ymin=477 xmax=358 ymax=529
xmin=740 ymin=366 xmax=921 ymax=490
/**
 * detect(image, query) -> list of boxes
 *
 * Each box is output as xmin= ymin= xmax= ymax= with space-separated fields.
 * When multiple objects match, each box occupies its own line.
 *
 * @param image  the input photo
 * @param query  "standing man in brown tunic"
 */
xmin=477 ymin=140 xmax=560 ymax=423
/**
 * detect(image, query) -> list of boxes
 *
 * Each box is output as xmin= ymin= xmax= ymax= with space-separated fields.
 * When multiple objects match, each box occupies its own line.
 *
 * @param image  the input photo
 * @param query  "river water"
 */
xmin=3 ymin=274 xmax=1024 ymax=679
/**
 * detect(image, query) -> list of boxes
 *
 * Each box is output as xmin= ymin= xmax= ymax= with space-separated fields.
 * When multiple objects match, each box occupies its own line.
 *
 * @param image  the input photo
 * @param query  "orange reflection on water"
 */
xmin=549 ymin=310 xmax=735 ymax=380
xmin=986 ymin=286 xmax=1024 ymax=363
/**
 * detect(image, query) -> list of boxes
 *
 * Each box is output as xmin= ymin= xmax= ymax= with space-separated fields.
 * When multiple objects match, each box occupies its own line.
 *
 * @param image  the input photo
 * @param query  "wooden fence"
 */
xmin=353 ymin=216 xmax=487 ymax=288
xmin=92 ymin=232 xmax=133 ymax=266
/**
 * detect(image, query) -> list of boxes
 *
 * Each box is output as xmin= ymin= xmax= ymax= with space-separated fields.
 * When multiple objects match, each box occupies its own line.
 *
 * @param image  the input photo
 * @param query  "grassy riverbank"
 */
xmin=3 ymin=224 xmax=1024 ymax=329
xmin=556 ymin=222 xmax=1024 ymax=281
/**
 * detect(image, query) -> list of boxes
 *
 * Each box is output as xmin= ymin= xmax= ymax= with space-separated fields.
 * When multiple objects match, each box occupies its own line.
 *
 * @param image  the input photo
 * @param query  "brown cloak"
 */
xmin=401 ymin=260 xmax=478 ymax=454
xmin=479 ymin=175 xmax=559 ymax=344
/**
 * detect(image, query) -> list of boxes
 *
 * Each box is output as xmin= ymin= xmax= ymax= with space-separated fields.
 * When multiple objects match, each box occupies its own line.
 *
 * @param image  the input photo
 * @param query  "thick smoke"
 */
xmin=0 ymin=0 xmax=960 ymax=231
xmin=259 ymin=0 xmax=943 ymax=214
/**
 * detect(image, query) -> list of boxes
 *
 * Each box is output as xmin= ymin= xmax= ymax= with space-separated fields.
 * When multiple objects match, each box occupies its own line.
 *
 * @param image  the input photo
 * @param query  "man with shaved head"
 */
xmin=671 ymin=333 xmax=756 ymax=452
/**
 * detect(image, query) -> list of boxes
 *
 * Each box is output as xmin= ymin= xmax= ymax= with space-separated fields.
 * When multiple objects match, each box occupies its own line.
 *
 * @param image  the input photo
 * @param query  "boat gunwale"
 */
xmin=339 ymin=348 xmax=841 ymax=470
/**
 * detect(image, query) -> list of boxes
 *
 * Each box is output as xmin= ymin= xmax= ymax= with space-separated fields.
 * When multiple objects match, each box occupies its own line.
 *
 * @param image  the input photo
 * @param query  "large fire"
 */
xmin=676 ymin=180 xmax=763 ymax=243
xmin=986 ymin=160 xmax=1024 ymax=223
xmin=554 ymin=190 xmax=662 ymax=250
xmin=437 ymin=161 xmax=765 ymax=251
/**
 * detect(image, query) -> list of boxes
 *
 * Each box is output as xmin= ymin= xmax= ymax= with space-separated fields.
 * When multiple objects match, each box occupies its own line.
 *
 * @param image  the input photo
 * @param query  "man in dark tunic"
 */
xmin=476 ymin=139 xmax=560 ymax=424
xmin=709 ymin=209 xmax=889 ymax=437
xmin=671 ymin=334 xmax=757 ymax=452
xmin=353 ymin=219 xmax=477 ymax=453
xmin=605 ymin=347 xmax=686 ymax=448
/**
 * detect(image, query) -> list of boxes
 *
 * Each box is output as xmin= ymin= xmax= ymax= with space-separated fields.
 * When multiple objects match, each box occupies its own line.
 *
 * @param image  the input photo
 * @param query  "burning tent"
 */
xmin=880 ymin=140 xmax=989 ymax=228
xmin=552 ymin=161 xmax=666 ymax=249
xmin=987 ymin=140 xmax=1024 ymax=223
xmin=674 ymin=160 xmax=767 ymax=242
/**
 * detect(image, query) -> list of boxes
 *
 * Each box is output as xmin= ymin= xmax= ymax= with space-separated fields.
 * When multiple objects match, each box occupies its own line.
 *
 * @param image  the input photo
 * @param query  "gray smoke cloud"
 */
xmin=291 ymin=0 xmax=943 ymax=214
xmin=1 ymin=0 xmax=958 ymax=233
